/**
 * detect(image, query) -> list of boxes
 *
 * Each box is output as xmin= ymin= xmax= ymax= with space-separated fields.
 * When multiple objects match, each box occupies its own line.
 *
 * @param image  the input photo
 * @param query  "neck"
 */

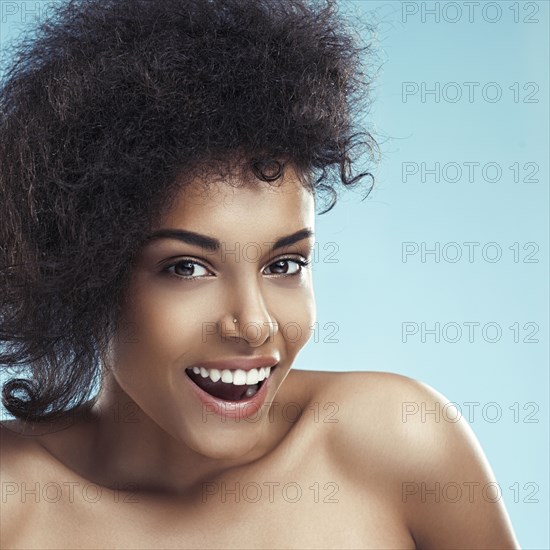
xmin=83 ymin=373 xmax=287 ymax=496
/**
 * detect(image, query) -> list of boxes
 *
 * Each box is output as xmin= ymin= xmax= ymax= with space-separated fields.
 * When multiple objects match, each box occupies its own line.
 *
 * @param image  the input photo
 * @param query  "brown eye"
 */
xmin=264 ymin=258 xmax=308 ymax=276
xmin=166 ymin=260 xmax=210 ymax=279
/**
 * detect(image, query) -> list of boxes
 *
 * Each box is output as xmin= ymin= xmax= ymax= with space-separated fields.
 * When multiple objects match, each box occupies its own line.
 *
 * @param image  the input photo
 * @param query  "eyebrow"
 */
xmin=144 ymin=227 xmax=314 ymax=253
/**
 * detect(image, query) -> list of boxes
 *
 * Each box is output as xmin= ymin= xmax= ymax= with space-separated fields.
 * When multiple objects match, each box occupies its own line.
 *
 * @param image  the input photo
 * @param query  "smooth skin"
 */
xmin=1 ymin=166 xmax=520 ymax=549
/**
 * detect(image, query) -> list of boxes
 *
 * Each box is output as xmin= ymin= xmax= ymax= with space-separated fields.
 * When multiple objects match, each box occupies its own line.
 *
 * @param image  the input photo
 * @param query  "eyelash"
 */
xmin=162 ymin=256 xmax=312 ymax=281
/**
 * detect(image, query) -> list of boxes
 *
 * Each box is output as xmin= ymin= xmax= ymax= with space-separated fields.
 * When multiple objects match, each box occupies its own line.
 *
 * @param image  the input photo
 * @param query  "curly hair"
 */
xmin=0 ymin=0 xmax=379 ymax=422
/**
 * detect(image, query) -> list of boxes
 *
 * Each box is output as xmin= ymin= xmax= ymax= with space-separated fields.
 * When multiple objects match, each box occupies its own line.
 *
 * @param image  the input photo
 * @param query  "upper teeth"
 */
xmin=189 ymin=366 xmax=273 ymax=385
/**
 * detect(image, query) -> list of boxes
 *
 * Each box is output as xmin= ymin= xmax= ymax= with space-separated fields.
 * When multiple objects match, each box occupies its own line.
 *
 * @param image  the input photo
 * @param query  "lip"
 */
xmin=188 ymin=356 xmax=280 ymax=372
xmin=184 ymin=362 xmax=279 ymax=421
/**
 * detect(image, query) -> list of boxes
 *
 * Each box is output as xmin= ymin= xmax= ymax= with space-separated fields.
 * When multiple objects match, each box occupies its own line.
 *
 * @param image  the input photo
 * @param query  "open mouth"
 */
xmin=185 ymin=364 xmax=277 ymax=402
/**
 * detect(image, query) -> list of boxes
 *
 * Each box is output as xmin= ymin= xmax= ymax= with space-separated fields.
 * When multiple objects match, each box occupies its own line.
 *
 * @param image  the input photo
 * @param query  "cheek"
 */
xmin=278 ymin=284 xmax=317 ymax=350
xmin=108 ymin=283 xmax=202 ymax=382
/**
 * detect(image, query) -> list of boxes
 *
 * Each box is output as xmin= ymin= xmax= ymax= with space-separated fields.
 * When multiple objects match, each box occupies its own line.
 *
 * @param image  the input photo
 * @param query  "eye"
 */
xmin=264 ymin=257 xmax=312 ymax=276
xmin=163 ymin=259 xmax=212 ymax=279
xmin=161 ymin=256 xmax=312 ymax=281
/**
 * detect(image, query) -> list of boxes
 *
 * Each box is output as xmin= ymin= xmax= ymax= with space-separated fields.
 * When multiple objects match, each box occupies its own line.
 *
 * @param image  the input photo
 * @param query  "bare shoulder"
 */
xmin=303 ymin=369 xmax=497 ymax=469
xmin=1 ymin=412 xmax=99 ymax=548
xmin=1 ymin=417 xmax=64 ymax=484
xmin=0 ymin=419 xmax=50 ymax=545
xmin=300 ymin=370 xmax=437 ymax=466
xmin=290 ymin=368 xmax=427 ymax=429
xmin=0 ymin=418 xmax=49 ymax=473
xmin=305 ymin=370 xmax=520 ymax=549
xmin=285 ymin=369 xmax=424 ymax=473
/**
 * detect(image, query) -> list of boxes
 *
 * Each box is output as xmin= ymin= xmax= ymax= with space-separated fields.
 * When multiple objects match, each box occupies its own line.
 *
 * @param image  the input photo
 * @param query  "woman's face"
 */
xmin=103 ymin=165 xmax=316 ymax=459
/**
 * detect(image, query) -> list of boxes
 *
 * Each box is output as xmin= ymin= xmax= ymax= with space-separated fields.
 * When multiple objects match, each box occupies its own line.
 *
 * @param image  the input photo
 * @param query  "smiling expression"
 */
xmin=101 ymin=164 xmax=317 ymax=458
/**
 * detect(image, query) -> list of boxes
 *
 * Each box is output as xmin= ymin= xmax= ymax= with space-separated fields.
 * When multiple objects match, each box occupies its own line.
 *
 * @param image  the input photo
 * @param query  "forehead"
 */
xmin=155 ymin=165 xmax=315 ymax=235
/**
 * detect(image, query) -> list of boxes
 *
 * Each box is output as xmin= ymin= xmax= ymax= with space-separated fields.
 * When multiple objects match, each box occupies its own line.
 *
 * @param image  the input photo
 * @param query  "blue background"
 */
xmin=1 ymin=1 xmax=548 ymax=547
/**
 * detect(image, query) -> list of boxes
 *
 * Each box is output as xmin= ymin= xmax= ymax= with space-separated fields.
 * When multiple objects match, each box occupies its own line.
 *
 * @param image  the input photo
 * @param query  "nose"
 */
xmin=220 ymin=281 xmax=279 ymax=347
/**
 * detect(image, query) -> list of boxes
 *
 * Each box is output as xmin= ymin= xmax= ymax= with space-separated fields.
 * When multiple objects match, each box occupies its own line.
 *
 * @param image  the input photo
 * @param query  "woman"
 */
xmin=0 ymin=0 xmax=520 ymax=548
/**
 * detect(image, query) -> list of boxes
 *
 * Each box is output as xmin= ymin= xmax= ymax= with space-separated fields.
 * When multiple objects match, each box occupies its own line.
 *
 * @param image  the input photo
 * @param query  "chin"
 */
xmin=181 ymin=421 xmax=267 ymax=461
